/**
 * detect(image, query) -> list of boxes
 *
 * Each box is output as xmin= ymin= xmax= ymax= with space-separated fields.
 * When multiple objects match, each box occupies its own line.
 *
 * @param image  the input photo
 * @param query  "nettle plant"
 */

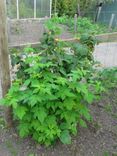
xmin=1 ymin=30 xmax=103 ymax=146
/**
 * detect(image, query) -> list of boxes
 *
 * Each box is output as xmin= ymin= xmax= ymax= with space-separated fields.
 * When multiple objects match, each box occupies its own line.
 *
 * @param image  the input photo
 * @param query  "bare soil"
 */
xmin=0 ymin=89 xmax=117 ymax=156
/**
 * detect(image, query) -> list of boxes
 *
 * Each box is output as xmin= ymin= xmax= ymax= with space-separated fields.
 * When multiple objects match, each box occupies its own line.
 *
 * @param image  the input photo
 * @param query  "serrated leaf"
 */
xmin=79 ymin=119 xmax=87 ymax=128
xmin=56 ymin=77 xmax=67 ymax=86
xmin=76 ymin=83 xmax=88 ymax=94
xmin=78 ymin=104 xmax=91 ymax=121
xmin=18 ymin=122 xmax=30 ymax=137
xmin=24 ymin=79 xmax=31 ymax=86
xmin=29 ymin=95 xmax=41 ymax=107
xmin=63 ymin=99 xmax=75 ymax=110
xmin=84 ymin=92 xmax=94 ymax=104
xmin=57 ymin=87 xmax=76 ymax=100
xmin=59 ymin=130 xmax=71 ymax=144
xmin=9 ymin=98 xmax=18 ymax=108
xmin=33 ymin=107 xmax=47 ymax=123
xmin=14 ymin=106 xmax=27 ymax=120
xmin=60 ymin=123 xmax=68 ymax=130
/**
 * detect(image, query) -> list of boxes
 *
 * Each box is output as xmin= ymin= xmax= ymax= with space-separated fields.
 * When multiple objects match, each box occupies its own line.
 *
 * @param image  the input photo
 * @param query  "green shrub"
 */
xmin=0 ymin=30 xmax=103 ymax=146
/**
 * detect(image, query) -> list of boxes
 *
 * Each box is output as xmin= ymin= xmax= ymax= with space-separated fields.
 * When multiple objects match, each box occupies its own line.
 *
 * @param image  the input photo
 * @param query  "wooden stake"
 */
xmin=74 ymin=14 xmax=78 ymax=35
xmin=16 ymin=0 xmax=19 ymax=19
xmin=108 ymin=13 xmax=115 ymax=30
xmin=34 ymin=0 xmax=37 ymax=18
xmin=96 ymin=6 xmax=102 ymax=22
xmin=77 ymin=3 xmax=81 ymax=16
xmin=0 ymin=0 xmax=12 ymax=127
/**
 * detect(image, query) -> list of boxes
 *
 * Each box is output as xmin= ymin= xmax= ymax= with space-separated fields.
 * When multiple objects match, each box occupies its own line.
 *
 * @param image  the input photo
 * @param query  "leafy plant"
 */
xmin=46 ymin=16 xmax=109 ymax=38
xmin=97 ymin=68 xmax=117 ymax=90
xmin=0 ymin=30 xmax=103 ymax=146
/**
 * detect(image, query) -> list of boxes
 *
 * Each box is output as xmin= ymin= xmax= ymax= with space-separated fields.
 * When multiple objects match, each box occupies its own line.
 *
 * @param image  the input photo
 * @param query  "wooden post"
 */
xmin=77 ymin=4 xmax=81 ymax=16
xmin=54 ymin=0 xmax=57 ymax=15
xmin=50 ymin=0 xmax=52 ymax=18
xmin=108 ymin=13 xmax=115 ymax=30
xmin=96 ymin=6 xmax=102 ymax=22
xmin=34 ymin=0 xmax=37 ymax=18
xmin=16 ymin=0 xmax=19 ymax=19
xmin=74 ymin=14 xmax=77 ymax=35
xmin=0 ymin=0 xmax=12 ymax=126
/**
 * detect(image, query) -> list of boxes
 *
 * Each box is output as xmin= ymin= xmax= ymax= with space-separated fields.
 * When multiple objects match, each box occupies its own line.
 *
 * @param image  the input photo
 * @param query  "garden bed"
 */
xmin=0 ymin=89 xmax=117 ymax=156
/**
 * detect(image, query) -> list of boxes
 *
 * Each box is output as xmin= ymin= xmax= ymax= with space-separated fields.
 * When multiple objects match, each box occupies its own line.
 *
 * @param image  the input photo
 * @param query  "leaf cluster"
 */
xmin=1 ymin=30 xmax=103 ymax=146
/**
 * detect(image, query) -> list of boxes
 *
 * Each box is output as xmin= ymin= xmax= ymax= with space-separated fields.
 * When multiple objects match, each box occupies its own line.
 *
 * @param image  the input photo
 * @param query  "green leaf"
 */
xmin=57 ymin=87 xmax=76 ymax=100
xmin=56 ymin=77 xmax=67 ymax=86
xmin=79 ymin=119 xmax=87 ymax=128
xmin=33 ymin=107 xmax=47 ymax=123
xmin=79 ymin=105 xmax=91 ymax=121
xmin=24 ymin=79 xmax=31 ymax=86
xmin=18 ymin=122 xmax=30 ymax=137
xmin=76 ymin=83 xmax=88 ymax=94
xmin=84 ymin=92 xmax=94 ymax=104
xmin=9 ymin=98 xmax=18 ymax=108
xmin=60 ymin=122 xmax=68 ymax=130
xmin=29 ymin=95 xmax=41 ymax=107
xmin=59 ymin=130 xmax=71 ymax=144
xmin=63 ymin=99 xmax=75 ymax=110
xmin=46 ymin=115 xmax=57 ymax=127
xmin=14 ymin=106 xmax=27 ymax=120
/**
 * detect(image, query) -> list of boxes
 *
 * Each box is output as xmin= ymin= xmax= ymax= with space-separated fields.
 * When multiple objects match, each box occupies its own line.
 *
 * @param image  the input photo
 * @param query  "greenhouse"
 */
xmin=6 ymin=0 xmax=52 ymax=19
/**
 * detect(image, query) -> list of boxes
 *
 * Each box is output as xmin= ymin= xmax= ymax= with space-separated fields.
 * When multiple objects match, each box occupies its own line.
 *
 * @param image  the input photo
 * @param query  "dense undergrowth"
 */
xmin=0 ymin=28 xmax=116 ymax=146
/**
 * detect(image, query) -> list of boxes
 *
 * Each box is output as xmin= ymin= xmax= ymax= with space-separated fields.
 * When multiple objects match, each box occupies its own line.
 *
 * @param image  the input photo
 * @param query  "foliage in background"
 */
xmin=52 ymin=0 xmax=113 ymax=17
xmin=7 ymin=0 xmax=34 ymax=18
xmin=52 ymin=0 xmax=78 ymax=16
xmin=46 ymin=16 xmax=109 ymax=37
xmin=0 ymin=30 xmax=104 ymax=146
xmin=6 ymin=0 xmax=50 ymax=18
xmin=96 ymin=67 xmax=117 ymax=90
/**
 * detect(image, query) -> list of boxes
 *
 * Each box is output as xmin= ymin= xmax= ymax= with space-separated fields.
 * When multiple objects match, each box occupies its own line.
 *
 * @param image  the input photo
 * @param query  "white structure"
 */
xmin=6 ymin=0 xmax=52 ymax=19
